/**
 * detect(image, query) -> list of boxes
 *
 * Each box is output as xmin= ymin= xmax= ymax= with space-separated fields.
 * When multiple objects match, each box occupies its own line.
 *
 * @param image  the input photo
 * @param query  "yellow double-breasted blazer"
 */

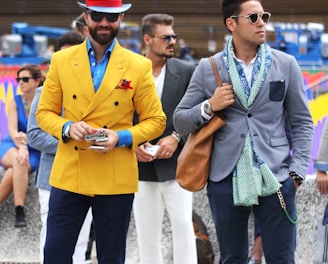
xmin=36 ymin=40 xmax=166 ymax=195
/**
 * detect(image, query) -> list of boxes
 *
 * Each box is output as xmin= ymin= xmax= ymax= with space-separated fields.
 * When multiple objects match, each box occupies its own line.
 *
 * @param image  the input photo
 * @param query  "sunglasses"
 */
xmin=87 ymin=10 xmax=120 ymax=22
xmin=16 ymin=77 xmax=34 ymax=83
xmin=152 ymin=34 xmax=178 ymax=43
xmin=230 ymin=12 xmax=271 ymax=24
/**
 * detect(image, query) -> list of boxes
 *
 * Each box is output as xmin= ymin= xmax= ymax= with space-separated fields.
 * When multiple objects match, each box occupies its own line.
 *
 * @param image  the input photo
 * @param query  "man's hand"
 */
xmin=154 ymin=135 xmax=178 ymax=159
xmin=87 ymin=129 xmax=119 ymax=153
xmin=208 ymin=83 xmax=235 ymax=112
xmin=135 ymin=142 xmax=155 ymax=162
xmin=69 ymin=121 xmax=96 ymax=141
xmin=135 ymin=134 xmax=178 ymax=162
xmin=316 ymin=170 xmax=328 ymax=194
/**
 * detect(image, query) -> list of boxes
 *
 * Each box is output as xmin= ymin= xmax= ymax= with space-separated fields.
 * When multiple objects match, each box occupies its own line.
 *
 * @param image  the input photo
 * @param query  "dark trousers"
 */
xmin=44 ymin=187 xmax=134 ymax=264
xmin=207 ymin=175 xmax=297 ymax=264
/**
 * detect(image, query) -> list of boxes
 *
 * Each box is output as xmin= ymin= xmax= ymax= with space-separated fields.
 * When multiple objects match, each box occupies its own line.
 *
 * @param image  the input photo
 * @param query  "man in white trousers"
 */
xmin=133 ymin=13 xmax=197 ymax=264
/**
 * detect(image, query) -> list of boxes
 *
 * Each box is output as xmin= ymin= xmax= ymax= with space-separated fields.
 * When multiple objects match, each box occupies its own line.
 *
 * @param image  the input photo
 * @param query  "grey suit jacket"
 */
xmin=138 ymin=57 xmax=195 ymax=182
xmin=27 ymin=87 xmax=58 ymax=191
xmin=315 ymin=120 xmax=328 ymax=170
xmin=173 ymin=49 xmax=313 ymax=182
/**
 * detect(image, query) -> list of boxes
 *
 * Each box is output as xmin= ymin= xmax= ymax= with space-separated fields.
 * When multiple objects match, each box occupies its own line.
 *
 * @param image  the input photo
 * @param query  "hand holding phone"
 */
xmin=144 ymin=145 xmax=160 ymax=156
xmin=85 ymin=129 xmax=108 ymax=142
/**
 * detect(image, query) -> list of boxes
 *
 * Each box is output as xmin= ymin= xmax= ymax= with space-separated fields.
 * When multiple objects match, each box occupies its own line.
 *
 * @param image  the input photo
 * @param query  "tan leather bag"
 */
xmin=176 ymin=56 xmax=226 ymax=192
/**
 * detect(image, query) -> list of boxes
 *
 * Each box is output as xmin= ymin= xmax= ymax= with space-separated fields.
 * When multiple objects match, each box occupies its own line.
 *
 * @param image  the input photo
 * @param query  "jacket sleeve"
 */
xmin=27 ymin=87 xmax=58 ymax=155
xmin=315 ymin=120 xmax=328 ymax=171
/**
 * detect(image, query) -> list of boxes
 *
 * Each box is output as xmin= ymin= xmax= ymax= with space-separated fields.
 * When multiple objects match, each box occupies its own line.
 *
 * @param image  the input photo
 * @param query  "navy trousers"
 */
xmin=44 ymin=187 xmax=134 ymax=264
xmin=207 ymin=175 xmax=297 ymax=264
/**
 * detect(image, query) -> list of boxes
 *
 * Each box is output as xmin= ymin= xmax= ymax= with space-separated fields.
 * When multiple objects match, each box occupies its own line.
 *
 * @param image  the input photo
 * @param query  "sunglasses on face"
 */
xmin=87 ymin=11 xmax=120 ymax=22
xmin=16 ymin=77 xmax=34 ymax=83
xmin=153 ymin=34 xmax=178 ymax=43
xmin=230 ymin=12 xmax=271 ymax=24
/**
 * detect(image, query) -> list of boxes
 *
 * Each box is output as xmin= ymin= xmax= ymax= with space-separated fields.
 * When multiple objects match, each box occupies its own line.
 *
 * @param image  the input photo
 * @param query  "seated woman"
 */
xmin=0 ymin=64 xmax=44 ymax=227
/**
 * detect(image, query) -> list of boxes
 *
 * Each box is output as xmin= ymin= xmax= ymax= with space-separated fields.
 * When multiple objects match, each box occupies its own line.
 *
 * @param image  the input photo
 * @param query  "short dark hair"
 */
xmin=57 ymin=31 xmax=84 ymax=50
xmin=74 ymin=13 xmax=87 ymax=35
xmin=141 ymin=14 xmax=174 ymax=38
xmin=221 ymin=0 xmax=261 ymax=28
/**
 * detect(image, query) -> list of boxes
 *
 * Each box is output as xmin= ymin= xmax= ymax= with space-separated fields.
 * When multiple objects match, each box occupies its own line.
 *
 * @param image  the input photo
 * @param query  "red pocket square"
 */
xmin=116 ymin=79 xmax=133 ymax=90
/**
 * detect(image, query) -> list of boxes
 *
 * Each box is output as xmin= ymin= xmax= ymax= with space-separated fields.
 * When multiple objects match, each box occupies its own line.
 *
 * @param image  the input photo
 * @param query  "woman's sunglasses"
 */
xmin=230 ymin=12 xmax=271 ymax=24
xmin=16 ymin=77 xmax=34 ymax=83
xmin=86 ymin=10 xmax=120 ymax=22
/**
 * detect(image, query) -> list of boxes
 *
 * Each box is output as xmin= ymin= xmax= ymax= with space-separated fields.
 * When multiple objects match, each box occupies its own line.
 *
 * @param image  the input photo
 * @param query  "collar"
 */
xmin=87 ymin=38 xmax=116 ymax=56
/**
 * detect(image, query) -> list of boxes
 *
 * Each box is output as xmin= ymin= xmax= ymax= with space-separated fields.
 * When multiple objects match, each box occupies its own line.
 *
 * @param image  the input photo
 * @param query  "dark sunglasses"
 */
xmin=16 ymin=77 xmax=34 ymax=83
xmin=87 ymin=10 xmax=120 ymax=22
xmin=153 ymin=34 xmax=178 ymax=43
xmin=230 ymin=12 xmax=271 ymax=24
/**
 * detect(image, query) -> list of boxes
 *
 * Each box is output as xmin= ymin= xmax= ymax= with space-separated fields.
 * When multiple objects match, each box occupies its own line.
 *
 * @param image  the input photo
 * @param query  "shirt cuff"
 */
xmin=117 ymin=130 xmax=132 ymax=147
xmin=62 ymin=121 xmax=73 ymax=140
xmin=314 ymin=162 xmax=328 ymax=172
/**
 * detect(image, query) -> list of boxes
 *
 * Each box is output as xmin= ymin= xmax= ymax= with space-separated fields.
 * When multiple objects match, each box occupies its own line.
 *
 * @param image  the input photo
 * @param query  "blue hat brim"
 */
xmin=77 ymin=2 xmax=131 ymax=13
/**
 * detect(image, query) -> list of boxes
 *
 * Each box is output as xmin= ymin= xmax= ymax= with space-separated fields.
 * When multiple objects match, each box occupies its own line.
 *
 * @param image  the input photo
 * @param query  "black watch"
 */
xmin=289 ymin=171 xmax=304 ymax=186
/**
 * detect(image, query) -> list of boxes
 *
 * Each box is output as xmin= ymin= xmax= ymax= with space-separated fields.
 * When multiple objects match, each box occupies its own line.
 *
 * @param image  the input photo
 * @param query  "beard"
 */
xmin=88 ymin=25 xmax=119 ymax=46
xmin=153 ymin=46 xmax=175 ymax=58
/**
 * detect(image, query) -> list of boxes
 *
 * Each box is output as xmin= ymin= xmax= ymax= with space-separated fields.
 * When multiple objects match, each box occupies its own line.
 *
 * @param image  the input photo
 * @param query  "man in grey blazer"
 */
xmin=27 ymin=31 xmax=92 ymax=264
xmin=315 ymin=119 xmax=328 ymax=224
xmin=133 ymin=14 xmax=197 ymax=263
xmin=173 ymin=0 xmax=313 ymax=263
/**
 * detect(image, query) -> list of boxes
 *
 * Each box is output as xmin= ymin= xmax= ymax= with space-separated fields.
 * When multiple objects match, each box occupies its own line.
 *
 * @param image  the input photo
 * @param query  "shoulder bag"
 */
xmin=176 ymin=56 xmax=226 ymax=192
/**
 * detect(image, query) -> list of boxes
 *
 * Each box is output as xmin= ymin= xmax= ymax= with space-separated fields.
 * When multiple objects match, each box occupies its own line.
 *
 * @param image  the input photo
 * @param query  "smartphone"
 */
xmin=144 ymin=145 xmax=160 ymax=156
xmin=89 ymin=145 xmax=106 ymax=150
xmin=94 ymin=137 xmax=108 ymax=142
xmin=85 ymin=130 xmax=107 ymax=142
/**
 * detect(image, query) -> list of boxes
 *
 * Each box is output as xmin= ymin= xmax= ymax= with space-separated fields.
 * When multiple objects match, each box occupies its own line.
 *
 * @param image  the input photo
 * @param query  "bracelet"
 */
xmin=289 ymin=171 xmax=304 ymax=186
xmin=171 ymin=131 xmax=181 ymax=143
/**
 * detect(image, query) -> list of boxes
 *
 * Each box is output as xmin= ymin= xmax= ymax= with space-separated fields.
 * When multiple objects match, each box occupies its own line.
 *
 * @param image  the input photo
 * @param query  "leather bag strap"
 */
xmin=209 ymin=56 xmax=223 ymax=87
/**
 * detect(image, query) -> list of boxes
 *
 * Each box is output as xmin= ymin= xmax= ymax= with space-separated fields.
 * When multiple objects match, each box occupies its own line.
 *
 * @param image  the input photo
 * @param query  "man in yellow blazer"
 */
xmin=36 ymin=0 xmax=166 ymax=263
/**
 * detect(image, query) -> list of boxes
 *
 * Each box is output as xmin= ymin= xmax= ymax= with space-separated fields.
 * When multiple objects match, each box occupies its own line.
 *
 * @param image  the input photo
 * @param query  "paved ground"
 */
xmin=0 ymin=168 xmax=327 ymax=263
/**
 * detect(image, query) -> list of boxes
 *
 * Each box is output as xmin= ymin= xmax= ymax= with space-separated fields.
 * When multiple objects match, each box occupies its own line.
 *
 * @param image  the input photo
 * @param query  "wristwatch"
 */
xmin=203 ymin=100 xmax=213 ymax=116
xmin=171 ymin=131 xmax=181 ymax=143
xmin=289 ymin=171 xmax=304 ymax=186
xmin=63 ymin=124 xmax=71 ymax=138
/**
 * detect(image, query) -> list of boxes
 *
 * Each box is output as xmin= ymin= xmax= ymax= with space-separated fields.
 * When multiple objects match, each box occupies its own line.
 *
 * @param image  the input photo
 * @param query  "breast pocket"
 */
xmin=269 ymin=80 xmax=285 ymax=101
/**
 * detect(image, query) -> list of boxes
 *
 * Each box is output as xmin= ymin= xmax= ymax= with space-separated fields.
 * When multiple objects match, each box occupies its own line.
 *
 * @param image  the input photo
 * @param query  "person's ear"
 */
xmin=143 ymin=34 xmax=152 ymax=45
xmin=83 ymin=12 xmax=89 ymax=26
xmin=83 ymin=26 xmax=89 ymax=38
xmin=226 ymin=17 xmax=236 ymax=32
xmin=119 ymin=12 xmax=125 ymax=22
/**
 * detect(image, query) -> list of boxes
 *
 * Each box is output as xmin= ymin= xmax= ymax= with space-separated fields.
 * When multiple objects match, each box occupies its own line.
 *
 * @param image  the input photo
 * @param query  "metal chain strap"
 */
xmin=277 ymin=190 xmax=298 ymax=225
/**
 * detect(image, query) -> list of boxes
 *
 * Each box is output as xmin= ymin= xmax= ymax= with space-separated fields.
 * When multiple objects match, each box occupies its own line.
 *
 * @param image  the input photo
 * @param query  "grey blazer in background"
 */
xmin=27 ymin=87 xmax=58 ymax=191
xmin=173 ymin=49 xmax=313 ymax=182
xmin=138 ymin=57 xmax=195 ymax=182
xmin=317 ymin=120 xmax=328 ymax=163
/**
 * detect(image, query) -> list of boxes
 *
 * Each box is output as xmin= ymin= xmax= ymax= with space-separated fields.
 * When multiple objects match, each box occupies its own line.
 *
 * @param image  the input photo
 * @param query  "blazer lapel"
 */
xmin=69 ymin=42 xmax=95 ymax=102
xmin=70 ymin=43 xmax=130 ymax=120
xmin=161 ymin=59 xmax=179 ymax=112
xmin=248 ymin=65 xmax=272 ymax=110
